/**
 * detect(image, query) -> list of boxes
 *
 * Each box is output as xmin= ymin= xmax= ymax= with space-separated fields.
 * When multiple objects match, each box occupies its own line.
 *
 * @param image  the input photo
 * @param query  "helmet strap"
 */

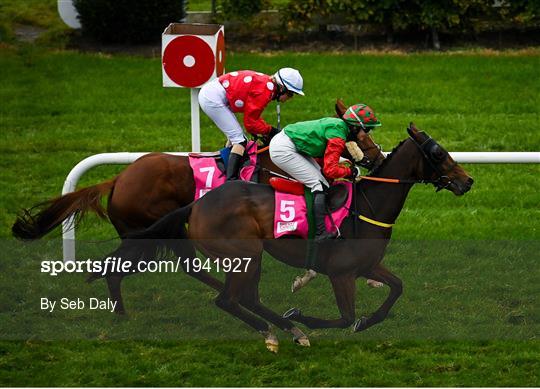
xmin=346 ymin=126 xmax=360 ymax=141
xmin=276 ymin=102 xmax=281 ymax=131
xmin=348 ymin=109 xmax=366 ymax=130
xmin=273 ymin=84 xmax=287 ymax=101
xmin=277 ymin=70 xmax=286 ymax=89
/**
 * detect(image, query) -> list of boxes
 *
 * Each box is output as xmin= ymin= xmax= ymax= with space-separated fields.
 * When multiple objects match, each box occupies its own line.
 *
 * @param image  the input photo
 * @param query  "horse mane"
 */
xmin=368 ymin=138 xmax=409 ymax=177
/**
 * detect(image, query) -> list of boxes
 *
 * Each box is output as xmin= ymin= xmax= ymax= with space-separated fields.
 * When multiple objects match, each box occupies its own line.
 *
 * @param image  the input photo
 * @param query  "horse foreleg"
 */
xmin=283 ymin=274 xmax=356 ymax=329
xmin=291 ymin=270 xmax=382 ymax=292
xmin=354 ymin=264 xmax=402 ymax=332
xmin=106 ymin=274 xmax=126 ymax=315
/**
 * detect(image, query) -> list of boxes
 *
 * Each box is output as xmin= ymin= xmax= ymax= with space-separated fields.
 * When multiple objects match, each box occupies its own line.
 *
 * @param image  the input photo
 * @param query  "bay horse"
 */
xmin=12 ymin=99 xmax=385 ymax=314
xmin=111 ymin=123 xmax=473 ymax=352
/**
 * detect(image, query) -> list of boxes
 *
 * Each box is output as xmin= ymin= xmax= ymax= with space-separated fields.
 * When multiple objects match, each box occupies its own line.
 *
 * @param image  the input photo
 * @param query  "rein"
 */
xmin=357 ymin=134 xmax=456 ymax=189
xmin=357 ymin=175 xmax=437 ymax=185
xmin=346 ymin=133 xmax=456 ymax=230
xmin=411 ymin=136 xmax=456 ymax=191
xmin=259 ymin=133 xmax=454 ymax=230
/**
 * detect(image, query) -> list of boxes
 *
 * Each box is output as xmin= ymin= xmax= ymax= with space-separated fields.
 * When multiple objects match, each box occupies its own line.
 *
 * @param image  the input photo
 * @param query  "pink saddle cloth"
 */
xmin=273 ymin=181 xmax=352 ymax=239
xmin=189 ymin=141 xmax=258 ymax=200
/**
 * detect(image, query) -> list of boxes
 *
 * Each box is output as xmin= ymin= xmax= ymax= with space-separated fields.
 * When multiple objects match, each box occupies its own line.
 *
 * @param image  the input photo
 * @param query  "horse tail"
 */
xmin=124 ymin=204 xmax=192 ymax=241
xmin=12 ymin=180 xmax=115 ymax=241
xmin=102 ymin=205 xmax=194 ymax=276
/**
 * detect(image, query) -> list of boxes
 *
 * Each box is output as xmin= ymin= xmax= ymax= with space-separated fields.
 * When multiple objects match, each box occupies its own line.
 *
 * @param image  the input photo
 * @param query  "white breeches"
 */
xmin=198 ymin=79 xmax=246 ymax=145
xmin=269 ymin=131 xmax=329 ymax=192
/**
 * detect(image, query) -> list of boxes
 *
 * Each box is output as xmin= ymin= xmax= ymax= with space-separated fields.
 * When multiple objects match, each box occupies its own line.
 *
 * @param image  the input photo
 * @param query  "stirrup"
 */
xmin=314 ymin=231 xmax=338 ymax=243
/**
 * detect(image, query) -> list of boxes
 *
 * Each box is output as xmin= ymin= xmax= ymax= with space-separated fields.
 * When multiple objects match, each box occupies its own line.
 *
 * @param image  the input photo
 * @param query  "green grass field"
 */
xmin=1 ymin=43 xmax=539 ymax=386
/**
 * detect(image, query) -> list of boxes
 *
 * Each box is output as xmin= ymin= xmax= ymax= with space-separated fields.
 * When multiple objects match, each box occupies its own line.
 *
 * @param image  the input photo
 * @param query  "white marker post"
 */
xmin=190 ymin=88 xmax=201 ymax=152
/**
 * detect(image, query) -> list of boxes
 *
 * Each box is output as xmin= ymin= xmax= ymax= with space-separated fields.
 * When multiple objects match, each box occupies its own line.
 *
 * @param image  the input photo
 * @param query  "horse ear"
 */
xmin=335 ymin=98 xmax=347 ymax=117
xmin=407 ymin=122 xmax=418 ymax=138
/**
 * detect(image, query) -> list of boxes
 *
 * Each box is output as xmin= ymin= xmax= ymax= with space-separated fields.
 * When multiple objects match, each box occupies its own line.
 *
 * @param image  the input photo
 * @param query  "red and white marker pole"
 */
xmin=190 ymin=88 xmax=200 ymax=152
xmin=162 ymin=24 xmax=225 ymax=152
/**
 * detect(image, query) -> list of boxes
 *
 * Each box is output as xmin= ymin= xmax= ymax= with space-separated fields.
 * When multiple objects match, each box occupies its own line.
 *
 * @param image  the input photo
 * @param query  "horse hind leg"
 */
xmin=214 ymin=289 xmax=274 ymax=351
xmin=240 ymin=260 xmax=310 ymax=347
xmin=106 ymin=274 xmax=126 ymax=315
xmin=180 ymin=256 xmax=224 ymax=291
xmin=86 ymin=259 xmax=127 ymax=315
xmin=90 ymin=238 xmax=145 ymax=316
xmin=211 ymin=255 xmax=283 ymax=352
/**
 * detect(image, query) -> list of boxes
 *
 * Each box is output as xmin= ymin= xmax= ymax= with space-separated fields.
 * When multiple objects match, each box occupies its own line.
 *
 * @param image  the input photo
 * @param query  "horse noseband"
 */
xmin=434 ymin=175 xmax=451 ymax=192
xmin=357 ymin=143 xmax=383 ymax=171
xmin=411 ymin=135 xmax=456 ymax=192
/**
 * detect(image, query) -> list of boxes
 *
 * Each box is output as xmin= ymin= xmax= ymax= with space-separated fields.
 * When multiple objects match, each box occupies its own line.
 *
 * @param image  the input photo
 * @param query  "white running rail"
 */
xmin=62 ymin=151 xmax=540 ymax=262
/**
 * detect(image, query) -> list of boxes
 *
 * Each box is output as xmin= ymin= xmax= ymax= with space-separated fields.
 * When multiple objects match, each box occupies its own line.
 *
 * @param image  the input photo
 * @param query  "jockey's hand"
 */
xmin=260 ymin=127 xmax=280 ymax=147
xmin=350 ymin=166 xmax=361 ymax=180
xmin=269 ymin=126 xmax=280 ymax=138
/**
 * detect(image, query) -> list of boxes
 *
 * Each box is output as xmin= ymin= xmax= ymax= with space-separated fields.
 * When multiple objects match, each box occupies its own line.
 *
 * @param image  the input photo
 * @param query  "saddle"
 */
xmin=188 ymin=151 xmax=222 ymax=158
xmin=189 ymin=144 xmax=257 ymax=178
xmin=269 ymin=177 xmax=349 ymax=212
xmin=188 ymin=142 xmax=260 ymax=200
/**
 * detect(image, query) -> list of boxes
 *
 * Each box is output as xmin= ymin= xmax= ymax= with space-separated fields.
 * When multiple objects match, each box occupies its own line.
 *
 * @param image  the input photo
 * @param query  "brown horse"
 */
xmin=12 ymin=99 xmax=385 ymax=314
xmin=12 ymin=100 xmax=371 ymax=239
xmin=111 ymin=123 xmax=473 ymax=352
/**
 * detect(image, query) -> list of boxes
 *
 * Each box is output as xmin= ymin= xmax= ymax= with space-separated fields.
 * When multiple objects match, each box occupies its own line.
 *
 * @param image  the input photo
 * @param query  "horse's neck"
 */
xmin=359 ymin=139 xmax=424 ymax=225
xmin=258 ymin=151 xmax=291 ymax=183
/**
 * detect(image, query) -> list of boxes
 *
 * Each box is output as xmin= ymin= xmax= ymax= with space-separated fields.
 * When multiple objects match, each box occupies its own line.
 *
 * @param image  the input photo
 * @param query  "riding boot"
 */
xmin=313 ymin=191 xmax=337 ymax=242
xmin=226 ymin=152 xmax=243 ymax=181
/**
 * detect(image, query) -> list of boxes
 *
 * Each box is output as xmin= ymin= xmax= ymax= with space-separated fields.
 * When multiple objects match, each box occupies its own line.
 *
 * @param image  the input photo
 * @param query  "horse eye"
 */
xmin=430 ymin=145 xmax=445 ymax=161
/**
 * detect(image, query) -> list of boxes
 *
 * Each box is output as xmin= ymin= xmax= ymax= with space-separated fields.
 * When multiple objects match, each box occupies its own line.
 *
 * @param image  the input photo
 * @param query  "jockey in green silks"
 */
xmin=269 ymin=103 xmax=384 ymax=292
xmin=270 ymin=104 xmax=382 ymax=241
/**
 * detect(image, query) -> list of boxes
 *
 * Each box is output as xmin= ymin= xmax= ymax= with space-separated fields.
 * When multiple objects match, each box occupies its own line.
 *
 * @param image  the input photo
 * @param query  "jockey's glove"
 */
xmin=269 ymin=126 xmax=280 ymax=138
xmin=351 ymin=165 xmax=361 ymax=180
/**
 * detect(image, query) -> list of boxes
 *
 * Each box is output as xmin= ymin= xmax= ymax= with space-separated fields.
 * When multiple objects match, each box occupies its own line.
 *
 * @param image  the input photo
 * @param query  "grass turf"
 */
xmin=0 ymin=46 xmax=539 ymax=386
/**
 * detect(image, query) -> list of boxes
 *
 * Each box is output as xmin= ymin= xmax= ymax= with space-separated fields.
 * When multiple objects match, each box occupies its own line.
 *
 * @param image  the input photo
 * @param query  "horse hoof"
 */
xmin=113 ymin=306 xmax=127 ymax=315
xmin=353 ymin=316 xmax=369 ymax=332
xmin=264 ymin=333 xmax=279 ymax=353
xmin=266 ymin=343 xmax=279 ymax=353
xmin=283 ymin=308 xmax=301 ymax=320
xmin=367 ymin=279 xmax=384 ymax=288
xmin=291 ymin=277 xmax=303 ymax=293
xmin=294 ymin=336 xmax=310 ymax=347
xmin=265 ymin=339 xmax=279 ymax=353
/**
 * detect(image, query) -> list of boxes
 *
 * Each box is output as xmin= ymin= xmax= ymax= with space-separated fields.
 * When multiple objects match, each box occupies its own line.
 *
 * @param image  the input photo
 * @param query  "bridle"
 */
xmin=410 ymin=134 xmax=457 ymax=192
xmin=357 ymin=142 xmax=384 ymax=171
xmin=347 ymin=132 xmax=458 ymax=232
xmin=357 ymin=132 xmax=457 ymax=192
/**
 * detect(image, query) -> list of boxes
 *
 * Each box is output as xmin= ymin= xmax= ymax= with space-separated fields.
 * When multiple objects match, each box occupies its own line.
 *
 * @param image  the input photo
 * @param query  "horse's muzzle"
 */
xmin=452 ymin=177 xmax=474 ymax=196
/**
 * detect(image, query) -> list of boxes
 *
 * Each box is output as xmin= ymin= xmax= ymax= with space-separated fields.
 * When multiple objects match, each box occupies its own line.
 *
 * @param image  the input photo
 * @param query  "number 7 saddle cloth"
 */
xmin=271 ymin=178 xmax=352 ymax=239
xmin=188 ymin=141 xmax=258 ymax=200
